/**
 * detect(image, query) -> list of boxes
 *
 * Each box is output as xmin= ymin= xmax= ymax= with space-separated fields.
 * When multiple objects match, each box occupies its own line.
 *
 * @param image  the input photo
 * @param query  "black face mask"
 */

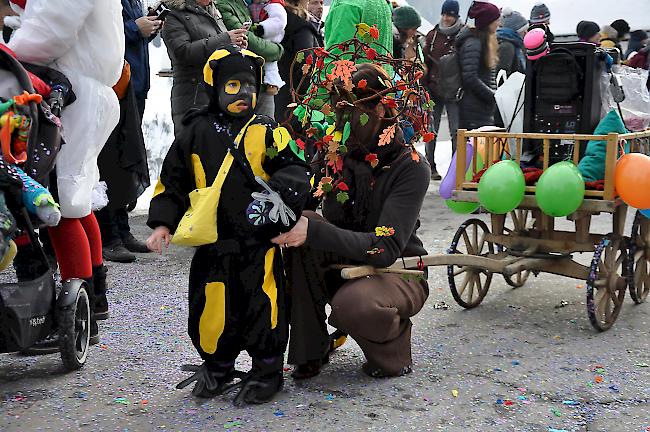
xmin=217 ymin=70 xmax=257 ymax=118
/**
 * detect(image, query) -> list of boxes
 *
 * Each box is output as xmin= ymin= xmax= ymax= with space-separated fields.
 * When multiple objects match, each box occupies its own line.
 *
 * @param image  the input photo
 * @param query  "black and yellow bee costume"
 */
xmin=147 ymin=47 xmax=311 ymax=404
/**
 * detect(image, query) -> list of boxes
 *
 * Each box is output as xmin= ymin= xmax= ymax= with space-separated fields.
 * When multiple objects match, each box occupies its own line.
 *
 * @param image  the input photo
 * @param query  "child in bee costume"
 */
xmin=146 ymin=46 xmax=311 ymax=405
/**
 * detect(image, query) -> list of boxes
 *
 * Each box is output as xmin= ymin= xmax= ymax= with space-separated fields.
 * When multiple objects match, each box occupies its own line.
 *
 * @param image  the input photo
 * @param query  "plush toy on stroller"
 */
xmin=0 ymin=45 xmax=91 ymax=370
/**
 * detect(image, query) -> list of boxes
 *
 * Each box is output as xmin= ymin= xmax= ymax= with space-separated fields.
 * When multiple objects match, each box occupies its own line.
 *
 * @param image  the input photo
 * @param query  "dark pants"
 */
xmin=188 ymin=243 xmax=287 ymax=365
xmin=285 ymin=238 xmax=428 ymax=375
xmin=134 ymin=93 xmax=146 ymax=124
xmin=426 ymin=99 xmax=459 ymax=171
xmin=95 ymin=206 xmax=130 ymax=245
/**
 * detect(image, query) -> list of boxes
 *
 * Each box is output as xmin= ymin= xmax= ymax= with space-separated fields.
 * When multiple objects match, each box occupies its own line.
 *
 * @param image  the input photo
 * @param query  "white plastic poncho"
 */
xmin=7 ymin=0 xmax=124 ymax=218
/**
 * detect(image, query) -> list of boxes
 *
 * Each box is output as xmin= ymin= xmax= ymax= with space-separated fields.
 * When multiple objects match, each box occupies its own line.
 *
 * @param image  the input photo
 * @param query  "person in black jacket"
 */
xmin=161 ymin=0 xmax=247 ymax=135
xmin=277 ymin=64 xmax=430 ymax=380
xmin=457 ymin=1 xmax=500 ymax=130
xmin=275 ymin=0 xmax=321 ymax=124
xmin=497 ymin=8 xmax=528 ymax=77
xmin=147 ymin=47 xmax=311 ymax=404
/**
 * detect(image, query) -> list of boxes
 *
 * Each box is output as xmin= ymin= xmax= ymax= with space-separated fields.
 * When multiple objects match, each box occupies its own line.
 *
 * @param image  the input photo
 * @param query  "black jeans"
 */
xmin=96 ymin=207 xmax=131 ymax=245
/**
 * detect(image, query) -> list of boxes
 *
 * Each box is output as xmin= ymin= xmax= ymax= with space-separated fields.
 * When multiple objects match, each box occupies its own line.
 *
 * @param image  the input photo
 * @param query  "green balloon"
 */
xmin=535 ymin=161 xmax=585 ymax=217
xmin=478 ymin=160 xmax=525 ymax=214
xmin=445 ymin=199 xmax=480 ymax=214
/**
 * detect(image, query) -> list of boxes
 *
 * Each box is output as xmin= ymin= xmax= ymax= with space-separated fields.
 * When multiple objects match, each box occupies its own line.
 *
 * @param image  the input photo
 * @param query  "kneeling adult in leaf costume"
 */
xmin=147 ymin=46 xmax=311 ymax=404
xmin=274 ymin=28 xmax=433 ymax=379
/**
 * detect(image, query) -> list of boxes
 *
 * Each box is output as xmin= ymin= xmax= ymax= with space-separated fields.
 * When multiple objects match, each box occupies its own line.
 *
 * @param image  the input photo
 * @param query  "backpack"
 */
xmin=534 ymin=47 xmax=583 ymax=103
xmin=437 ymin=49 xmax=463 ymax=101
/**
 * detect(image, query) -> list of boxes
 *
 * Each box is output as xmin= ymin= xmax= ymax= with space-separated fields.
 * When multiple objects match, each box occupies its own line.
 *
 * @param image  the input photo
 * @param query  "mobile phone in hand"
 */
xmin=241 ymin=21 xmax=252 ymax=30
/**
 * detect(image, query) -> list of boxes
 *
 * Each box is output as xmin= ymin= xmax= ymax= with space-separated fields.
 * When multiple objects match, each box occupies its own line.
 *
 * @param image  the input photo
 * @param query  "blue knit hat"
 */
xmin=441 ymin=0 xmax=459 ymax=18
xmin=501 ymin=7 xmax=529 ymax=33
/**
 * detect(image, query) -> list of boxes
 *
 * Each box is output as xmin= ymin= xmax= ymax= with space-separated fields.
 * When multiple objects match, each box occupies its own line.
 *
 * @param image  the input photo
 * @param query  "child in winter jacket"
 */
xmin=250 ymin=0 xmax=287 ymax=94
xmin=147 ymin=46 xmax=311 ymax=405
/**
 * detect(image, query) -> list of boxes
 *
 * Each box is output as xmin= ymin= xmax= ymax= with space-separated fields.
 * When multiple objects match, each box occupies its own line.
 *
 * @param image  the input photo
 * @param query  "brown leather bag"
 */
xmin=112 ymin=60 xmax=131 ymax=100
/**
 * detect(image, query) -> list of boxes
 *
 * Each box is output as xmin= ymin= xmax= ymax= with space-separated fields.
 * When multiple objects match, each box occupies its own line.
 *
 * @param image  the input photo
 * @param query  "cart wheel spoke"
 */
xmin=448 ymin=219 xmax=493 ymax=309
xmin=587 ymin=234 xmax=626 ymax=331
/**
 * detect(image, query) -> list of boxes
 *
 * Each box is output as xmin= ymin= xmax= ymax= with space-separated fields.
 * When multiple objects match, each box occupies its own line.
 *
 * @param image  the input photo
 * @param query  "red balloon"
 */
xmin=615 ymin=153 xmax=650 ymax=208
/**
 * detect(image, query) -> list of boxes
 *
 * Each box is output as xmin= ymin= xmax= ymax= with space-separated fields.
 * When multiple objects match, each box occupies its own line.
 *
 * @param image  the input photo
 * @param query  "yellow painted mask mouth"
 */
xmin=227 ymin=100 xmax=250 ymax=113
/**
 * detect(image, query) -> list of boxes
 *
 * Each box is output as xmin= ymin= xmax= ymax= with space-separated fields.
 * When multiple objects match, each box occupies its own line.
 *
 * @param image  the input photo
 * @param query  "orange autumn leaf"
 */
xmin=357 ymin=79 xmax=368 ymax=90
xmin=422 ymin=132 xmax=435 ymax=143
xmin=378 ymin=124 xmax=396 ymax=146
xmin=369 ymin=25 xmax=380 ymax=40
xmin=411 ymin=149 xmax=420 ymax=162
xmin=302 ymin=63 xmax=311 ymax=75
xmin=322 ymin=103 xmax=332 ymax=115
xmin=331 ymin=60 xmax=357 ymax=83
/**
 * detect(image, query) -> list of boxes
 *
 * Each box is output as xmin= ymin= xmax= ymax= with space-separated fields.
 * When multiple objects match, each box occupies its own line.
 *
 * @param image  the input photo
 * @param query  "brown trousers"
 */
xmin=285 ymin=241 xmax=428 ymax=376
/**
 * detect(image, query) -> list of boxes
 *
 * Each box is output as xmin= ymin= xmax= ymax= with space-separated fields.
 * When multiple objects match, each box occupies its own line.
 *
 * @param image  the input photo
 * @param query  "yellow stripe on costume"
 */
xmin=152 ymin=179 xmax=165 ymax=198
xmin=198 ymin=281 xmax=226 ymax=354
xmin=191 ymin=154 xmax=207 ymax=189
xmin=262 ymin=248 xmax=278 ymax=329
xmin=244 ymin=124 xmax=271 ymax=180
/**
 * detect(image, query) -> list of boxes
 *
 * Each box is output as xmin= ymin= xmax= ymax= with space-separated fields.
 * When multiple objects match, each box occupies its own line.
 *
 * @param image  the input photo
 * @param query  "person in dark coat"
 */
xmin=422 ymin=0 xmax=463 ymax=180
xmin=457 ymin=1 xmax=500 ymax=130
xmin=392 ymin=6 xmax=423 ymax=61
xmin=97 ymin=64 xmax=151 ymax=262
xmin=497 ymin=8 xmax=528 ymax=77
xmin=279 ymin=64 xmax=430 ymax=380
xmin=121 ymin=0 xmax=160 ymax=119
xmin=626 ymin=30 xmax=648 ymax=60
xmin=162 ymin=0 xmax=247 ymax=135
xmin=275 ymin=0 xmax=321 ymax=124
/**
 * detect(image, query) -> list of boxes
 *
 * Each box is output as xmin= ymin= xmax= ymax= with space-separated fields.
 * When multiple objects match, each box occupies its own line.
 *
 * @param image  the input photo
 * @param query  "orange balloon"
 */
xmin=615 ymin=153 xmax=650 ymax=208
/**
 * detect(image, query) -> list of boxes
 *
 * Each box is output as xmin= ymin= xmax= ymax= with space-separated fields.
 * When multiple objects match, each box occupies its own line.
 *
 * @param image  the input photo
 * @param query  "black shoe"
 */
xmin=176 ymin=362 xmax=243 ymax=398
xmin=121 ymin=233 xmax=151 ymax=254
xmin=431 ymin=169 xmax=442 ymax=181
xmin=89 ymin=319 xmax=99 ymax=346
xmin=102 ymin=241 xmax=136 ymax=263
xmin=232 ymin=371 xmax=283 ymax=406
xmin=93 ymin=265 xmax=109 ymax=320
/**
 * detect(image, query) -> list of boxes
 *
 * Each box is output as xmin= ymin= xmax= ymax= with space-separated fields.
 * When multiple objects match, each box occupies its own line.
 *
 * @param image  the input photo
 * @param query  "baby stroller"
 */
xmin=0 ymin=47 xmax=90 ymax=370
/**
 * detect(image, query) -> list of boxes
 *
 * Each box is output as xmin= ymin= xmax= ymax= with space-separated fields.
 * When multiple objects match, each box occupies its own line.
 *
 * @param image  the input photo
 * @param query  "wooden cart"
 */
xmin=340 ymin=129 xmax=650 ymax=331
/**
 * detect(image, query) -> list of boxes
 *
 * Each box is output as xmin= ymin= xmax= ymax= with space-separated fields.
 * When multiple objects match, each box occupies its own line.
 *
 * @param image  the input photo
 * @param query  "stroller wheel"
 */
xmin=58 ymin=285 xmax=90 ymax=370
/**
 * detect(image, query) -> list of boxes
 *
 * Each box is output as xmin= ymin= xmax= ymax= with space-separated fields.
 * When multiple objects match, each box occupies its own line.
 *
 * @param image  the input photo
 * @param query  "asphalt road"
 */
xmin=1 ymin=185 xmax=649 ymax=431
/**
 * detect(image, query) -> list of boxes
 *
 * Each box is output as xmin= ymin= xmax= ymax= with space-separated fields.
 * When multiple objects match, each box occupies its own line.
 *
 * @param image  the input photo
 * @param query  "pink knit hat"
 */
xmin=524 ymin=28 xmax=549 ymax=60
xmin=468 ymin=1 xmax=500 ymax=30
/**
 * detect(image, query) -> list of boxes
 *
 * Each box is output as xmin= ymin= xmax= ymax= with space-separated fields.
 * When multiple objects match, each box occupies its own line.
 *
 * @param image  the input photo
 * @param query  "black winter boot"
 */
xmin=230 ymin=357 xmax=284 ymax=406
xmin=176 ymin=361 xmax=243 ymax=398
xmin=83 ymin=276 xmax=100 ymax=346
xmin=92 ymin=265 xmax=109 ymax=320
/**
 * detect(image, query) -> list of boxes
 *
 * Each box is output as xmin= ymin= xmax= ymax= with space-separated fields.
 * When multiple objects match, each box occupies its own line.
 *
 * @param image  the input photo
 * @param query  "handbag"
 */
xmin=172 ymin=116 xmax=256 ymax=247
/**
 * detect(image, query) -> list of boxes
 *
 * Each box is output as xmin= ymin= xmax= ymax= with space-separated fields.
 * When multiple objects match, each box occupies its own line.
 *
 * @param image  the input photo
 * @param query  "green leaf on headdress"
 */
xmin=295 ymin=52 xmax=305 ymax=63
xmin=289 ymin=140 xmax=306 ymax=161
xmin=336 ymin=191 xmax=349 ymax=204
xmin=293 ymin=105 xmax=307 ymax=120
xmin=338 ymin=145 xmax=348 ymax=154
xmin=321 ymin=182 xmax=333 ymax=193
xmin=311 ymin=110 xmax=325 ymax=122
xmin=342 ymin=121 xmax=351 ymax=145
xmin=359 ymin=113 xmax=369 ymax=126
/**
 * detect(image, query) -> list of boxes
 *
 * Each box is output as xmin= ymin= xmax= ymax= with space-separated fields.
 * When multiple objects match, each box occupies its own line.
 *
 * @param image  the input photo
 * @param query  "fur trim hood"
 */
xmin=161 ymin=0 xmax=190 ymax=10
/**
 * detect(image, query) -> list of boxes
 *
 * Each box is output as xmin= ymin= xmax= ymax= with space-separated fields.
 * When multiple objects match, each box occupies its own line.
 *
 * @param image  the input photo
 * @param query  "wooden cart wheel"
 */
xmin=629 ymin=211 xmax=650 ymax=304
xmin=586 ymin=234 xmax=628 ymax=331
xmin=502 ymin=209 xmax=531 ymax=288
xmin=447 ymin=219 xmax=494 ymax=309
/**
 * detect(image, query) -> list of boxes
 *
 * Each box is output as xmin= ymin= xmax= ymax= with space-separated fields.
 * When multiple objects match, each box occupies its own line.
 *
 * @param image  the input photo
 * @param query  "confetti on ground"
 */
xmin=562 ymin=400 xmax=579 ymax=406
xmin=113 ymin=397 xmax=130 ymax=405
xmin=451 ymin=389 xmax=458 ymax=398
xmin=224 ymin=420 xmax=242 ymax=429
xmin=554 ymin=300 xmax=569 ymax=308
xmin=548 ymin=428 xmax=568 ymax=432
xmin=273 ymin=410 xmax=284 ymax=417
xmin=575 ymin=284 xmax=584 ymax=289
xmin=608 ymin=385 xmax=619 ymax=393
xmin=551 ymin=408 xmax=562 ymax=417
xmin=516 ymin=387 xmax=527 ymax=393
xmin=325 ymin=394 xmax=334 ymax=401
xmin=511 ymin=360 xmax=520 ymax=366
xmin=636 ymin=363 xmax=649 ymax=368
xmin=433 ymin=301 xmax=449 ymax=310
xmin=594 ymin=376 xmax=604 ymax=384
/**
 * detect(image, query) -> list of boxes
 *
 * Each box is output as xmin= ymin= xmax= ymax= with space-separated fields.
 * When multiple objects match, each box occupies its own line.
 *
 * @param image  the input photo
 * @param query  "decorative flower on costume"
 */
xmin=375 ymin=226 xmax=395 ymax=237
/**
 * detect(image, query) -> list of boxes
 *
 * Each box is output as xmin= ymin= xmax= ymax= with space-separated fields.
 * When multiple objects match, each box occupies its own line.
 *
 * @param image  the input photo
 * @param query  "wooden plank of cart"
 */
xmin=338 ymin=128 xmax=650 ymax=331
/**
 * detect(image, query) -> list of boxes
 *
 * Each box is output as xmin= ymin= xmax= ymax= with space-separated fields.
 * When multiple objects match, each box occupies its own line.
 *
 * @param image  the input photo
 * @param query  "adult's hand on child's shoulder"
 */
xmin=147 ymin=226 xmax=171 ymax=254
